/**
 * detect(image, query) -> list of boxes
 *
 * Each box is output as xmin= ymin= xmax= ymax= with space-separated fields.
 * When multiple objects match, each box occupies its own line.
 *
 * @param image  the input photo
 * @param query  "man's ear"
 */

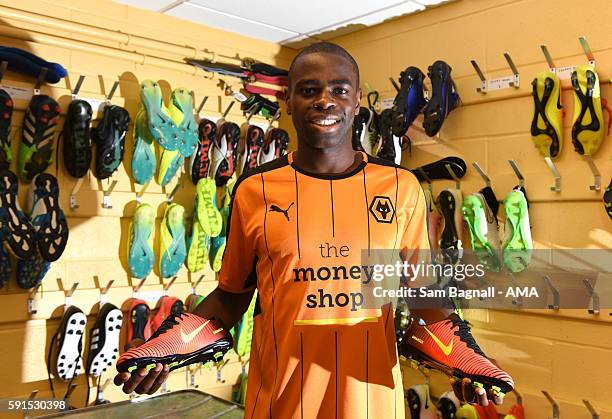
xmin=285 ymin=87 xmax=292 ymax=115
xmin=355 ymin=87 xmax=363 ymax=116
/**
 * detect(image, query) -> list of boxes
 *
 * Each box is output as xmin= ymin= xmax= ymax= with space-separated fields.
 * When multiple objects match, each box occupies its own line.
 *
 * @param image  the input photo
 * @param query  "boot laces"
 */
xmin=151 ymin=313 xmax=184 ymax=339
xmin=447 ymin=316 xmax=486 ymax=357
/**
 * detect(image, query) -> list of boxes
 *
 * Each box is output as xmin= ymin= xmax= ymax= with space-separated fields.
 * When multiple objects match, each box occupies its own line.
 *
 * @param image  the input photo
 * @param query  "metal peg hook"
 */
xmin=196 ymin=96 xmax=208 ymax=115
xmin=163 ymin=276 xmax=177 ymax=295
xmin=245 ymin=102 xmax=262 ymax=122
xmin=72 ymin=75 xmax=86 ymax=97
xmin=444 ymin=163 xmax=461 ymax=190
xmin=192 ymin=274 xmax=205 ymax=294
xmin=166 ymin=181 xmax=182 ymax=203
xmin=470 ymin=59 xmax=487 ymax=94
xmin=584 ymin=155 xmax=601 ymax=191
xmin=34 ymin=67 xmax=48 ymax=94
xmin=416 ymin=167 xmax=432 ymax=193
xmin=222 ymin=100 xmax=235 ymax=118
xmin=64 ymin=282 xmax=79 ymax=309
xmin=579 ymin=36 xmax=596 ymax=65
xmin=132 ymin=277 xmax=147 ymax=294
xmin=582 ymin=279 xmax=600 ymax=315
xmin=504 ymin=52 xmax=520 ymax=88
xmin=102 ymin=180 xmax=118 ymax=209
xmin=472 ymin=162 xmax=491 ymax=187
xmin=389 ymin=77 xmax=400 ymax=93
xmin=544 ymin=157 xmax=561 ymax=192
xmin=107 ymin=80 xmax=119 ymax=102
xmin=583 ymin=399 xmax=599 ymax=419
xmin=512 ymin=388 xmax=523 ymax=405
xmin=542 ymin=391 xmax=560 ymax=419
xmin=540 ymin=44 xmax=556 ymax=71
xmin=543 ymin=276 xmax=560 ymax=310
xmin=70 ymin=178 xmax=84 ymax=210
xmin=215 ymin=359 xmax=229 ymax=383
xmin=0 ymin=61 xmax=8 ymax=83
xmin=508 ymin=160 xmax=525 ymax=188
xmin=98 ymin=279 xmax=114 ymax=305
xmin=27 ymin=283 xmax=42 ymax=315
xmin=507 ymin=273 xmax=523 ymax=306
xmin=136 ymin=180 xmax=151 ymax=203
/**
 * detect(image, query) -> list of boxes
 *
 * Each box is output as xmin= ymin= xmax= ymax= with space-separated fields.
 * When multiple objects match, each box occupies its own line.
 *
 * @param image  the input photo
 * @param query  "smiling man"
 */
xmin=115 ymin=42 xmax=512 ymax=418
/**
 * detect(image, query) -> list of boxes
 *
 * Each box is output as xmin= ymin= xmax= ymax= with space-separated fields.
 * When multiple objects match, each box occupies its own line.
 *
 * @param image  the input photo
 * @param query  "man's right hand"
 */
xmin=113 ymin=363 xmax=170 ymax=395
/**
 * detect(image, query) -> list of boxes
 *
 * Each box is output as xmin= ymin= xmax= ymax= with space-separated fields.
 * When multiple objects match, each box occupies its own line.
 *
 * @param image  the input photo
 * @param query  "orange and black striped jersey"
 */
xmin=219 ymin=151 xmax=429 ymax=419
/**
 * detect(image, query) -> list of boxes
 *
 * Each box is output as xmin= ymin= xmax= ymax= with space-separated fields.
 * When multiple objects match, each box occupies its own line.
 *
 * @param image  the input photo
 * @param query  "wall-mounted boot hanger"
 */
xmin=27 ymin=283 xmax=42 ymax=315
xmin=416 ymin=167 xmax=433 ymax=194
xmin=33 ymin=67 xmax=48 ymax=95
xmin=542 ymin=390 xmax=560 ymax=419
xmin=196 ymin=95 xmax=208 ymax=116
xmin=508 ymin=160 xmax=525 ymax=189
xmin=507 ymin=273 xmax=523 ymax=306
xmin=64 ymin=281 xmax=79 ymax=309
xmin=191 ymin=274 xmax=205 ymax=296
xmin=132 ymin=277 xmax=147 ymax=297
xmin=543 ymin=157 xmax=561 ymax=192
xmin=99 ymin=279 xmax=114 ymax=305
xmin=540 ymin=36 xmax=596 ymax=80
xmin=445 ymin=163 xmax=462 ymax=190
xmin=166 ymin=181 xmax=182 ymax=203
xmin=472 ymin=162 xmax=491 ymax=188
xmin=101 ymin=179 xmax=118 ymax=209
xmin=471 ymin=53 xmax=520 ymax=93
xmin=71 ymin=75 xmax=86 ymax=99
xmin=583 ymin=399 xmax=599 ymax=419
xmin=543 ymin=275 xmax=560 ymax=310
xmin=582 ymin=278 xmax=600 ymax=315
xmin=389 ymin=77 xmax=400 ymax=93
xmin=24 ymin=390 xmax=40 ymax=418
xmin=162 ymin=276 xmax=177 ymax=296
xmin=105 ymin=80 xmax=119 ymax=105
xmin=135 ymin=180 xmax=150 ymax=203
xmin=470 ymin=59 xmax=487 ymax=94
xmin=584 ymin=155 xmax=601 ymax=191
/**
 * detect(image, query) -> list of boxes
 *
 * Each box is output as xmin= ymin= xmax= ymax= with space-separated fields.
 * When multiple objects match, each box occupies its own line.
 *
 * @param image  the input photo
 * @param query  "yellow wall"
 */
xmin=1 ymin=0 xmax=612 ymax=417
xmin=329 ymin=0 xmax=612 ymax=417
xmin=0 ymin=0 xmax=295 ymax=407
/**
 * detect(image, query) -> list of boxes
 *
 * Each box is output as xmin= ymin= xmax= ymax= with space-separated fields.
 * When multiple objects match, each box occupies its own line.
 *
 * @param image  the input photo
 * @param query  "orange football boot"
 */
xmin=116 ymin=313 xmax=232 ymax=373
xmin=400 ymin=313 xmax=514 ymax=396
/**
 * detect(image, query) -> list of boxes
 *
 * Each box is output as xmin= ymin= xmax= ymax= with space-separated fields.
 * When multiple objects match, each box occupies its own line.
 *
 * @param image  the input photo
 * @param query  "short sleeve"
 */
xmin=218 ymin=186 xmax=258 ymax=293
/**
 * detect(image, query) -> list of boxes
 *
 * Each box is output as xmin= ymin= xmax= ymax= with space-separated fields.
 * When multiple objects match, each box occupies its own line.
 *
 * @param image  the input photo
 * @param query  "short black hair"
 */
xmin=288 ymin=41 xmax=360 ymax=90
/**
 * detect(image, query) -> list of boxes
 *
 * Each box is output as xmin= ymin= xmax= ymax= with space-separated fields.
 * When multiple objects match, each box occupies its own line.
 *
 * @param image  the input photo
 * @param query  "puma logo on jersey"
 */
xmin=270 ymin=202 xmax=294 ymax=221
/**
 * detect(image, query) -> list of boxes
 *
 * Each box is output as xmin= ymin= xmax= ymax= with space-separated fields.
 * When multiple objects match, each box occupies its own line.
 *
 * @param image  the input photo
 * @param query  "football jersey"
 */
xmin=219 ymin=151 xmax=429 ymax=418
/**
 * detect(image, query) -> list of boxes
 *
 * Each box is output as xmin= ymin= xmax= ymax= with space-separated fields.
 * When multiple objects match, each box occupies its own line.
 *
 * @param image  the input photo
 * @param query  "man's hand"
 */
xmin=452 ymin=377 xmax=505 ymax=406
xmin=113 ymin=363 xmax=170 ymax=395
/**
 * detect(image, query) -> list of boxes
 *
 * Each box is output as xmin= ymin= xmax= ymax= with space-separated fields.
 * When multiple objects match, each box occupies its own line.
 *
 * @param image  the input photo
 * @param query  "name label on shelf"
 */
xmin=380 ymin=97 xmax=394 ymax=110
xmin=133 ymin=290 xmax=163 ymax=304
xmin=0 ymin=84 xmax=33 ymax=101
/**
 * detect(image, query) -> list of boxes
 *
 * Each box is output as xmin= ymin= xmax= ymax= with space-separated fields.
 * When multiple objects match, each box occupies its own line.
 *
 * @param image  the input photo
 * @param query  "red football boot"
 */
xmin=400 ymin=312 xmax=514 ymax=396
xmin=116 ymin=313 xmax=232 ymax=373
xmin=123 ymin=298 xmax=152 ymax=347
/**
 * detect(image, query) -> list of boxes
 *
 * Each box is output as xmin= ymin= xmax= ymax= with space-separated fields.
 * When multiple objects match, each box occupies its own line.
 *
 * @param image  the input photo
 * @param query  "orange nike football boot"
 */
xmin=116 ymin=313 xmax=232 ymax=373
xmin=400 ymin=313 xmax=514 ymax=396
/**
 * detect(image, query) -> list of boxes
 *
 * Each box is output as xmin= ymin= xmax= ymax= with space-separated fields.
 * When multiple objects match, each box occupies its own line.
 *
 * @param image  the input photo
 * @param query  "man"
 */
xmin=115 ymin=42 xmax=512 ymax=417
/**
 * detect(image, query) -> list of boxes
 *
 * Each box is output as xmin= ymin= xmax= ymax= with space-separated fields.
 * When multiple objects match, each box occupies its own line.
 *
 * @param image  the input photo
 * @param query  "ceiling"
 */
xmin=114 ymin=0 xmax=452 ymax=47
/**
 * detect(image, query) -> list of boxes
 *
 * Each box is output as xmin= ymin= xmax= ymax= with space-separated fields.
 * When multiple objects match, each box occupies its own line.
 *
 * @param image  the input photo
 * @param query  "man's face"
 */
xmin=286 ymin=52 xmax=362 ymax=150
